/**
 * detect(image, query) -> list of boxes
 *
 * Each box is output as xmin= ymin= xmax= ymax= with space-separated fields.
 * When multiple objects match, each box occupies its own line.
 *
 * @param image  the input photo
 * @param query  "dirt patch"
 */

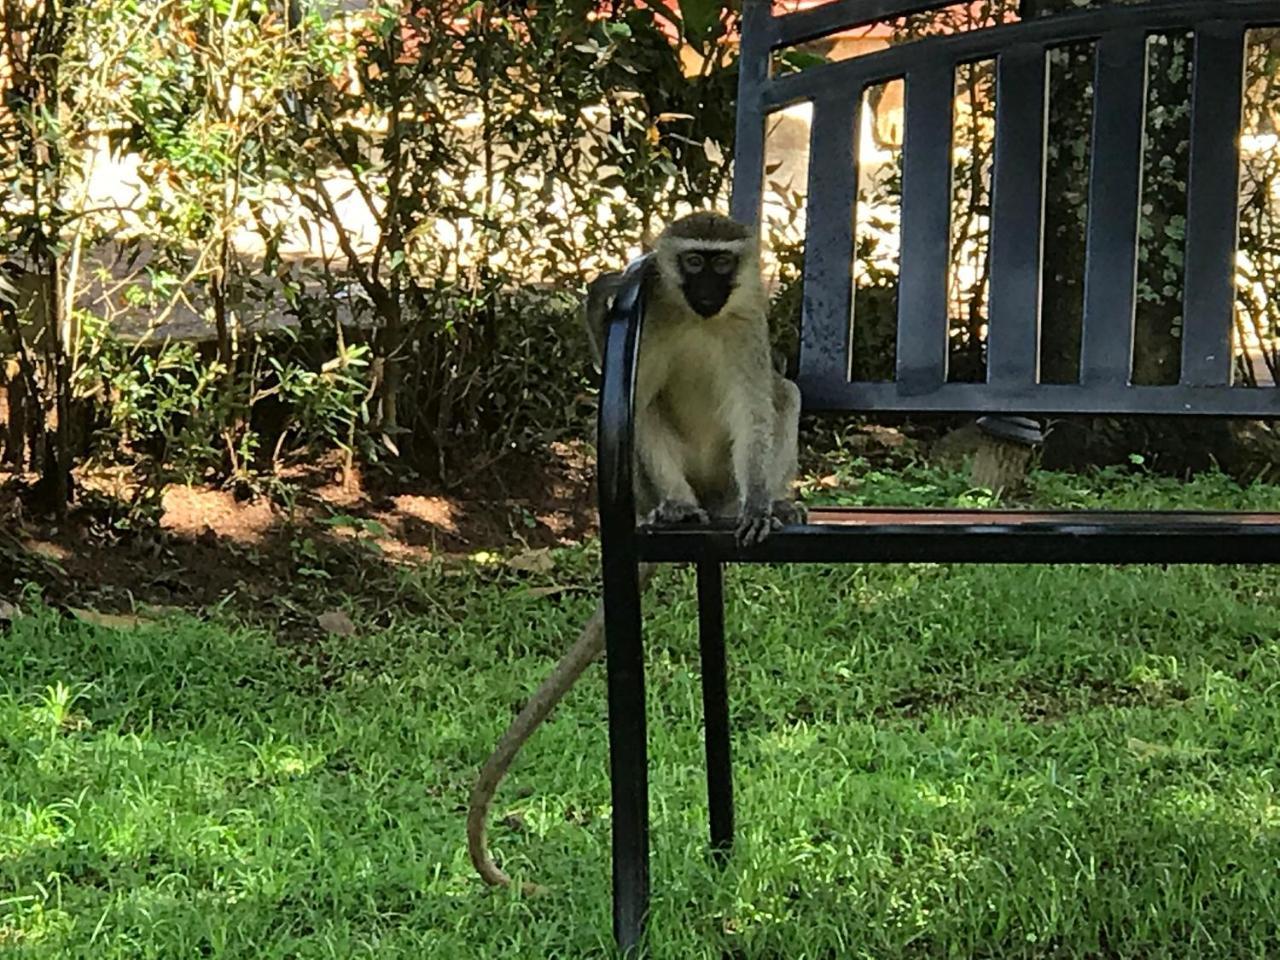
xmin=874 ymin=676 xmax=1183 ymax=727
xmin=161 ymin=485 xmax=278 ymax=543
xmin=0 ymin=440 xmax=597 ymax=620
xmin=0 ymin=423 xmax=919 ymax=620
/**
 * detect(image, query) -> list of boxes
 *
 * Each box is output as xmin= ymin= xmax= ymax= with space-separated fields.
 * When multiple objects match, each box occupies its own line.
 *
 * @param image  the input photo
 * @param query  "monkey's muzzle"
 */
xmin=683 ymin=277 xmax=732 ymax=318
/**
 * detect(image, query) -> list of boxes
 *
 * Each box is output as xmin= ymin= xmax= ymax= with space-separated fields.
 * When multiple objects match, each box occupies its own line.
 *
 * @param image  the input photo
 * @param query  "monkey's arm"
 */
xmin=582 ymin=255 xmax=653 ymax=373
xmin=731 ymin=402 xmax=777 ymax=545
xmin=730 ymin=327 xmax=782 ymax=545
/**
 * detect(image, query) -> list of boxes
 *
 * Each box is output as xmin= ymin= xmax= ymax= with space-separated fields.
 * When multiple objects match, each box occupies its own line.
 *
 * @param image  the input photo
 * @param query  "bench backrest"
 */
xmin=732 ymin=0 xmax=1280 ymax=416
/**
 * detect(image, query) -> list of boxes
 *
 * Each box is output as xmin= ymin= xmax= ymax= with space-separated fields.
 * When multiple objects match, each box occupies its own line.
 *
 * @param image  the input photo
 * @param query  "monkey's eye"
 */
xmin=680 ymin=252 xmax=705 ymax=274
xmin=711 ymin=253 xmax=736 ymax=276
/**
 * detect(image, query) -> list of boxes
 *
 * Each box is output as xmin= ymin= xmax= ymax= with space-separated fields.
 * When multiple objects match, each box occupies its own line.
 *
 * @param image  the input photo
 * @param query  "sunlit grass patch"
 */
xmin=2 ymin=468 xmax=1279 ymax=957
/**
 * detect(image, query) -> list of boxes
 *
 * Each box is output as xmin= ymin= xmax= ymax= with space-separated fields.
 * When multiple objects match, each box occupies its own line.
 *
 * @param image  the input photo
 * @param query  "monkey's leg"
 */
xmin=637 ymin=410 xmax=709 ymax=525
xmin=467 ymin=564 xmax=656 ymax=892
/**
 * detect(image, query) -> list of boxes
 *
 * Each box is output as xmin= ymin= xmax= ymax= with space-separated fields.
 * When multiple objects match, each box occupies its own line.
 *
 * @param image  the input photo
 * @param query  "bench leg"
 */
xmin=603 ymin=554 xmax=649 ymax=953
xmin=697 ymin=561 xmax=734 ymax=859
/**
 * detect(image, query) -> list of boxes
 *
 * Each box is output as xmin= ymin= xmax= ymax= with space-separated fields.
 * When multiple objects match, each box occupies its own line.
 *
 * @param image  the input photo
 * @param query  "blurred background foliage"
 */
xmin=0 ymin=0 xmax=1277 ymax=519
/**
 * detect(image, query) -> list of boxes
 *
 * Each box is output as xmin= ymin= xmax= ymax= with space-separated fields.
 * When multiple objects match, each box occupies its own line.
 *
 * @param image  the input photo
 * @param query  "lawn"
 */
xmin=2 ymin=464 xmax=1280 ymax=958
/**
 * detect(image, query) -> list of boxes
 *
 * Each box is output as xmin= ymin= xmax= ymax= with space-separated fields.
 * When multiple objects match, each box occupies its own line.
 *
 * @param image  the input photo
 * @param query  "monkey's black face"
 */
xmin=677 ymin=249 xmax=738 ymax=317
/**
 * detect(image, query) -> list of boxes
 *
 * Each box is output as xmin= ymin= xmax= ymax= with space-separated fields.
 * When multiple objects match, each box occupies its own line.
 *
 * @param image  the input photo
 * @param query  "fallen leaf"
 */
xmin=0 ymin=599 xmax=18 ymax=623
xmin=24 ymin=540 xmax=70 ymax=562
xmin=508 ymin=548 xmax=554 ymax=574
xmin=526 ymin=585 xmax=571 ymax=599
xmin=69 ymin=608 xmax=150 ymax=630
xmin=317 ymin=609 xmax=357 ymax=636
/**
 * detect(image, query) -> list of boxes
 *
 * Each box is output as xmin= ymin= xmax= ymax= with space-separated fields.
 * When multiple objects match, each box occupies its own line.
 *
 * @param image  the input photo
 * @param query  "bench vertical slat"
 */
xmin=731 ymin=0 xmax=772 ymax=229
xmin=896 ymin=62 xmax=955 ymax=394
xmin=1080 ymin=31 xmax=1149 ymax=387
xmin=799 ymin=92 xmax=858 ymax=386
xmin=987 ymin=44 xmax=1048 ymax=391
xmin=1180 ymin=21 xmax=1246 ymax=387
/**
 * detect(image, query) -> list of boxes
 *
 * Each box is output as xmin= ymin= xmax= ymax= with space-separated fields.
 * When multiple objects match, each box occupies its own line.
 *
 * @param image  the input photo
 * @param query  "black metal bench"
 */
xmin=596 ymin=0 xmax=1280 ymax=950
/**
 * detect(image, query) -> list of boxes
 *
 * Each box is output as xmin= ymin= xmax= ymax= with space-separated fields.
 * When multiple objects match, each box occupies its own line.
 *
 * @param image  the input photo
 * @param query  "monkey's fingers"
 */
xmin=734 ymin=509 xmax=775 ymax=547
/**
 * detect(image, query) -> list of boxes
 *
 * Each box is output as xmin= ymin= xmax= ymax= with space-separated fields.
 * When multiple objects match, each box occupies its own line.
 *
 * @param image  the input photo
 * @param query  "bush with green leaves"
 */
xmin=268 ymin=0 xmax=742 ymax=482
xmin=8 ymin=0 xmax=1276 ymax=509
xmin=72 ymin=314 xmax=371 ymax=502
xmin=2 ymin=0 xmax=755 ymax=505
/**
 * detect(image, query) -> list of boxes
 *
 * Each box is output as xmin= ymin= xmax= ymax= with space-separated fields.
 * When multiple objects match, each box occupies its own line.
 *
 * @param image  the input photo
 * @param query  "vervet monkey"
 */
xmin=468 ymin=212 xmax=805 ymax=891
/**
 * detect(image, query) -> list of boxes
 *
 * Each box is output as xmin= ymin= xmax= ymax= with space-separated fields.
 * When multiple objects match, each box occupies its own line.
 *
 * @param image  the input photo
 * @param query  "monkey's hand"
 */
xmin=735 ymin=498 xmax=806 ymax=546
xmin=645 ymin=499 xmax=710 ymax=528
xmin=735 ymin=499 xmax=779 ymax=547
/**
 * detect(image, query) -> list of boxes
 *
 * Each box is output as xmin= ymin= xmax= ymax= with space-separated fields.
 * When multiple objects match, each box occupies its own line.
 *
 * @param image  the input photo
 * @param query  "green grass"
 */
xmin=3 ymin=466 xmax=1280 ymax=958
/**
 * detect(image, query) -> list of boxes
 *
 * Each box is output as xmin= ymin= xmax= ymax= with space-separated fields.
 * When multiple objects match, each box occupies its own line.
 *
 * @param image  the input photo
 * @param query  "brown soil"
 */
xmin=0 ymin=441 xmax=597 ymax=618
xmin=0 ymin=422 xmax=925 ymax=623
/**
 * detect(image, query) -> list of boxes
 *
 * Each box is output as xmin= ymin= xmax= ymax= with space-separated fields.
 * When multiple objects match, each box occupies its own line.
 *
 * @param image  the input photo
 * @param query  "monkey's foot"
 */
xmin=645 ymin=499 xmax=710 ymax=528
xmin=771 ymin=499 xmax=808 ymax=525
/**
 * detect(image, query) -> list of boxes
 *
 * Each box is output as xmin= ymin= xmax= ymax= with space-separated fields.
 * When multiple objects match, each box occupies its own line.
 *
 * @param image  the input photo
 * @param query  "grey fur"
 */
xmin=664 ymin=210 xmax=754 ymax=242
xmin=637 ymin=213 xmax=803 ymax=544
xmin=467 ymin=214 xmax=803 ymax=893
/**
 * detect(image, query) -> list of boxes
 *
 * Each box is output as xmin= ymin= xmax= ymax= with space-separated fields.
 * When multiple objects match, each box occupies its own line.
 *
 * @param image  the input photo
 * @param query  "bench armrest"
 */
xmin=597 ymin=255 xmax=651 ymax=537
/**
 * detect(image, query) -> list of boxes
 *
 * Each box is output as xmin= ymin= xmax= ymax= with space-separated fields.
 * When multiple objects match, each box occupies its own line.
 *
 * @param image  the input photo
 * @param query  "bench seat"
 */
xmin=638 ymin=509 xmax=1280 ymax=564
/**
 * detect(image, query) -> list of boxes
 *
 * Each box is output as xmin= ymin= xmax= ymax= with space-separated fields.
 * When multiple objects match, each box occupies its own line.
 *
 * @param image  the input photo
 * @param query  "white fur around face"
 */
xmin=664 ymin=237 xmax=750 ymax=252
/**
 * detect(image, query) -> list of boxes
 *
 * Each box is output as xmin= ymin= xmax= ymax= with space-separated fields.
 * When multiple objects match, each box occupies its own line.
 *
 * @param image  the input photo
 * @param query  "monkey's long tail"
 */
xmin=467 ymin=563 xmax=656 ymax=892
